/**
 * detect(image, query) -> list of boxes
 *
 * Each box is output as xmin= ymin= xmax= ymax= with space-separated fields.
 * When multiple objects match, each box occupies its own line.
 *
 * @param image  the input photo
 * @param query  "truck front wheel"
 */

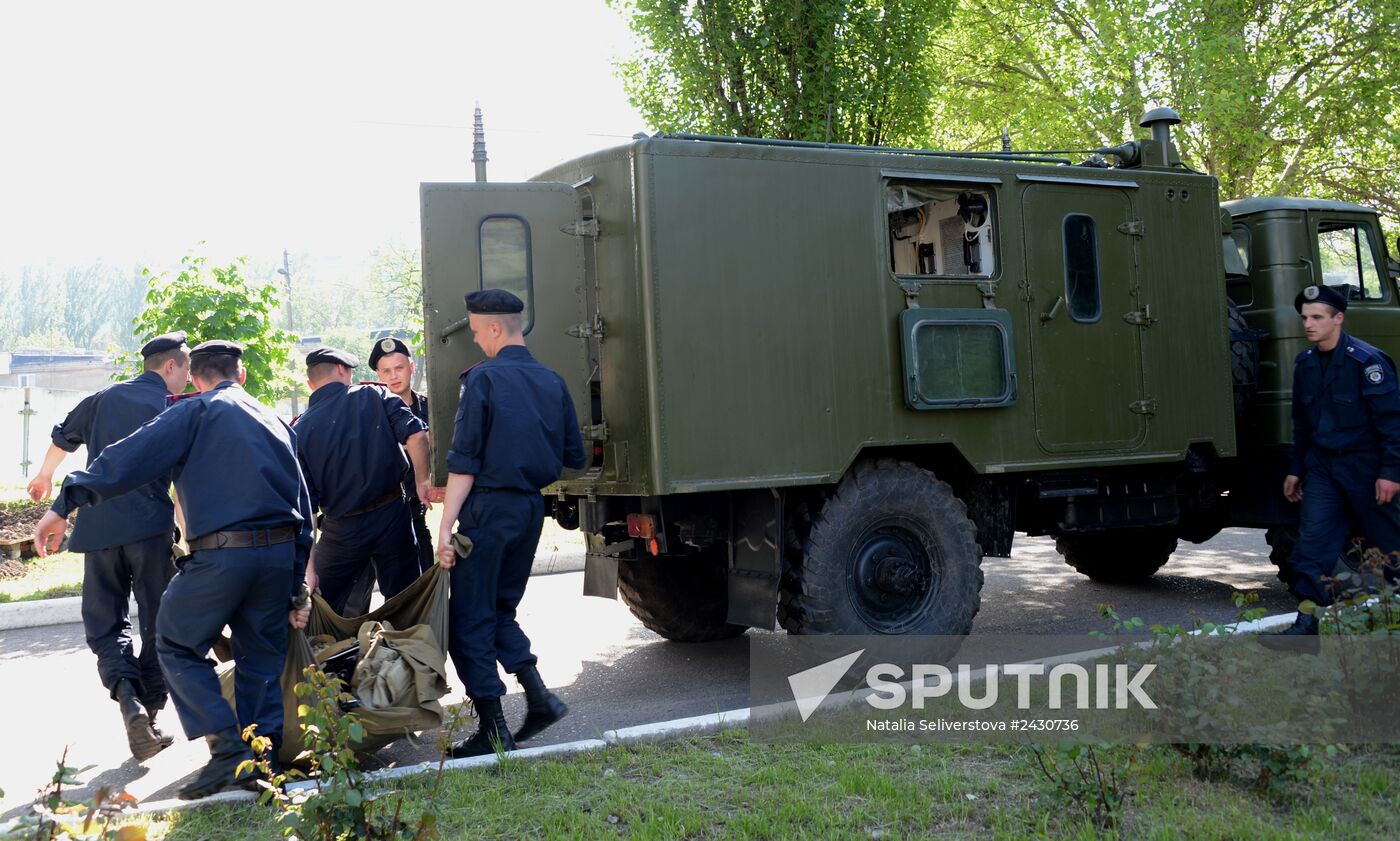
xmin=616 ymin=549 xmax=747 ymax=642
xmin=780 ymin=459 xmax=983 ymax=635
xmin=1056 ymin=529 xmax=1177 ymax=583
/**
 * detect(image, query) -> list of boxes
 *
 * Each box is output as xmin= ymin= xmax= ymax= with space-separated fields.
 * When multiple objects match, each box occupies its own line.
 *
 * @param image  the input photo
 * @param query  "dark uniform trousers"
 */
xmin=314 ymin=501 xmax=418 ymax=616
xmin=412 ymin=502 xmax=434 ymax=573
xmin=155 ymin=543 xmax=294 ymax=743
xmin=341 ymin=499 xmax=434 ymax=618
xmin=448 ymin=489 xmax=543 ymax=700
xmin=82 ymin=533 xmax=174 ymax=710
xmin=1294 ymin=448 xmax=1400 ymax=605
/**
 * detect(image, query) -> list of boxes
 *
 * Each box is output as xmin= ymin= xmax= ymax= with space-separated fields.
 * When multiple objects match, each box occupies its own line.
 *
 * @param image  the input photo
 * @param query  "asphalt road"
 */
xmin=0 ymin=527 xmax=1293 ymax=816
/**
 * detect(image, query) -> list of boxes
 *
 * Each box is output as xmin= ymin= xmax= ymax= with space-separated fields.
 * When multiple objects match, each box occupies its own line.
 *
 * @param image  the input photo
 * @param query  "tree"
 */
xmin=367 ymin=243 xmax=424 ymax=355
xmin=926 ymin=0 xmax=1400 ymax=212
xmin=120 ymin=252 xmax=295 ymax=404
xmin=611 ymin=0 xmax=956 ymax=146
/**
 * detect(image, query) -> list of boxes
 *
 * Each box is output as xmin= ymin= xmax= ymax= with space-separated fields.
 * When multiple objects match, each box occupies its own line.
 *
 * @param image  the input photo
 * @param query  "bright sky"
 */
xmin=0 ymin=1 xmax=646 ymax=272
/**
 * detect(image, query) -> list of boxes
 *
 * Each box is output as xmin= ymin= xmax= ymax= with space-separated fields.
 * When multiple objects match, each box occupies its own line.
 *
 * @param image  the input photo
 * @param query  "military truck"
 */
xmin=420 ymin=107 xmax=1400 ymax=641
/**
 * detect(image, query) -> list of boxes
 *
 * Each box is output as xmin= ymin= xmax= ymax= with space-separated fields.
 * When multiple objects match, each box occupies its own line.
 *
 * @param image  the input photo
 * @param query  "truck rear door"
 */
xmin=420 ymin=182 xmax=593 ymax=483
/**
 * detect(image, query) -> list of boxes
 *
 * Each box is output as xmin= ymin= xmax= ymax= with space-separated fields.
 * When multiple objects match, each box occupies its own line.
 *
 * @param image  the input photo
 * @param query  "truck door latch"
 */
xmin=566 ymin=316 xmax=607 ymax=340
xmin=1122 ymin=306 xmax=1156 ymax=326
xmin=563 ymin=219 xmax=600 ymax=238
xmin=1117 ymin=219 xmax=1146 ymax=237
xmin=1129 ymin=399 xmax=1158 ymax=415
xmin=584 ymin=422 xmax=609 ymax=441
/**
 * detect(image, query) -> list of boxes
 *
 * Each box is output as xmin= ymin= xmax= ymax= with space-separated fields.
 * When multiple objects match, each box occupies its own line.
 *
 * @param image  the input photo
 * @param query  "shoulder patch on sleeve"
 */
xmin=1366 ymin=364 xmax=1386 ymax=385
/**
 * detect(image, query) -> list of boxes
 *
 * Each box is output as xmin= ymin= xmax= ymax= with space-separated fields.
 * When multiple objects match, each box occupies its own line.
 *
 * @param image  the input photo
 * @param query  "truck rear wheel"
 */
xmin=779 ymin=459 xmax=983 ymax=635
xmin=616 ymin=550 xmax=746 ymax=643
xmin=1056 ymin=529 xmax=1177 ymax=583
xmin=1228 ymin=300 xmax=1260 ymax=421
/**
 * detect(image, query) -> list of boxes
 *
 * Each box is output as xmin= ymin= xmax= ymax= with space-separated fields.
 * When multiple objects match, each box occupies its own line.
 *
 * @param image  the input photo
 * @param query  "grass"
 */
xmin=0 ymin=488 xmax=84 ymax=602
xmin=121 ymin=733 xmax=1399 ymax=840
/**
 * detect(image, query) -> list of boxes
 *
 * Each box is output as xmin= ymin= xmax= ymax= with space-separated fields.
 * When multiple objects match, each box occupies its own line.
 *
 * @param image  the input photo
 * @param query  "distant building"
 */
xmin=0 ymin=349 xmax=119 ymax=391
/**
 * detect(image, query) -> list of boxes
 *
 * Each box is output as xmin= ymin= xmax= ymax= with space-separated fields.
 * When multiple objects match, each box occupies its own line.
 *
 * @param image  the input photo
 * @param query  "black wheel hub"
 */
xmin=847 ymin=523 xmax=937 ymax=633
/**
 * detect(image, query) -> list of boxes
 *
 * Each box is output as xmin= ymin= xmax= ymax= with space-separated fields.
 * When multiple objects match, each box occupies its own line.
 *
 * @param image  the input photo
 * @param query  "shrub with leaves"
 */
xmin=1027 ymin=742 xmax=1134 ymax=830
xmin=116 ymin=251 xmax=294 ymax=405
xmin=1 ymin=747 xmax=143 ymax=840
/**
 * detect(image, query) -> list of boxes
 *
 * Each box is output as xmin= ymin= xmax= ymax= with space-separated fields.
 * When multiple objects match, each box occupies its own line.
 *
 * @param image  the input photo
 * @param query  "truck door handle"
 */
xmin=1040 ymin=296 xmax=1064 ymax=324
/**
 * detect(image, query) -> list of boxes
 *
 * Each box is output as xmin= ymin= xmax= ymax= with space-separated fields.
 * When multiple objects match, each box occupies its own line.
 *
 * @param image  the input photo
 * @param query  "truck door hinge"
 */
xmin=1122 ymin=305 xmax=1156 ymax=327
xmin=563 ymin=219 xmax=599 ymax=238
xmin=1129 ymin=399 xmax=1158 ymax=415
xmin=1117 ymin=219 xmax=1146 ymax=237
xmin=584 ymin=422 xmax=609 ymax=441
xmin=566 ymin=316 xmax=607 ymax=341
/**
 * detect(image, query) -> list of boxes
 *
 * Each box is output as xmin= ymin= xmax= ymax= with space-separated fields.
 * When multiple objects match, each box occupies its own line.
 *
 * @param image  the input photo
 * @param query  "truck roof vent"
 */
xmin=1139 ymin=107 xmax=1181 ymax=167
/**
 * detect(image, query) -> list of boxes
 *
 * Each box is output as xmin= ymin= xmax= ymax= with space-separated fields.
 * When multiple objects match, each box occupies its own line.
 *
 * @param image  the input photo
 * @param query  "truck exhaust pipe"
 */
xmin=1139 ymin=106 xmax=1181 ymax=167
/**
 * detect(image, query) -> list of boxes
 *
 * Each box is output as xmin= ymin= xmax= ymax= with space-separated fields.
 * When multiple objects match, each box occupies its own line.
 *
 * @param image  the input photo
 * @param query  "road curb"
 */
xmin=0 ymin=550 xmax=586 ymax=632
xmin=105 ymin=611 xmax=1305 ymax=821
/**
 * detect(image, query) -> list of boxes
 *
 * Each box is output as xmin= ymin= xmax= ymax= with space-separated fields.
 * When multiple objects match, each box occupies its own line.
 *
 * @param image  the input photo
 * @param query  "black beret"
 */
xmin=368 ymin=337 xmax=411 ymax=369
xmin=465 ymin=289 xmax=525 ymax=314
xmin=140 ymin=331 xmax=188 ymax=358
xmin=189 ymin=339 xmax=244 ymax=359
xmin=1294 ymin=284 xmax=1348 ymax=313
xmin=304 ymin=346 xmax=358 ymax=369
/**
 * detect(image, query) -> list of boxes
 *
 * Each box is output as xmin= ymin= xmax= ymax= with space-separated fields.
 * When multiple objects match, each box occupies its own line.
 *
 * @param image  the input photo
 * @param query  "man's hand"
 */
xmin=428 ymin=486 xmax=446 ymax=504
xmin=26 ymin=474 xmax=53 ymax=502
xmin=1283 ymin=474 xmax=1303 ymax=503
xmin=437 ymin=540 xmax=457 ymax=569
xmin=416 ymin=479 xmax=434 ymax=507
xmin=1377 ymin=478 xmax=1400 ymax=505
xmin=304 ymin=567 xmax=319 ymax=596
xmin=289 ymin=602 xmax=311 ymax=629
xmin=33 ymin=510 xmax=67 ymax=558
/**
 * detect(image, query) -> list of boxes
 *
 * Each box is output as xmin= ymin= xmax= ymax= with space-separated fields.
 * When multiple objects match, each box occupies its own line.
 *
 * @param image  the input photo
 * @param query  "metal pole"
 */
xmin=19 ymin=385 xmax=35 ymax=477
xmin=278 ymin=249 xmax=298 ymax=415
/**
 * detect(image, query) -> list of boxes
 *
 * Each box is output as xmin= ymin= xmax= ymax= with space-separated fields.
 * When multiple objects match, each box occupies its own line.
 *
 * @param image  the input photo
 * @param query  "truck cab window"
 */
xmin=887 ymin=182 xmax=996 ymax=278
xmin=1318 ymin=221 xmax=1384 ymax=301
xmin=479 ymin=214 xmax=535 ymax=332
xmin=1063 ymin=213 xmax=1102 ymax=322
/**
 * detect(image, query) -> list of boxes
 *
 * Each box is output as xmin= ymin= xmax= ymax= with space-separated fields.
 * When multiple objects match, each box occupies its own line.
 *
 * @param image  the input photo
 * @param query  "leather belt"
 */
xmin=339 ymin=488 xmax=402 ymax=518
xmin=188 ymin=526 xmax=298 ymax=551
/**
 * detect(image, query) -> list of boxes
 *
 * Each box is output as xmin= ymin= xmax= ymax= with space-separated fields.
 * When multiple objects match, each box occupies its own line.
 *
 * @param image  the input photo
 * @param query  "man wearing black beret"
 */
xmin=26 ymin=330 xmax=191 ymax=762
xmin=437 ymin=288 xmax=587 ymax=757
xmin=35 ymin=339 xmax=315 ymax=798
xmin=1263 ymin=284 xmax=1400 ymax=645
xmin=369 ymin=336 xmax=436 ymax=573
xmin=293 ymin=346 xmax=431 ymax=614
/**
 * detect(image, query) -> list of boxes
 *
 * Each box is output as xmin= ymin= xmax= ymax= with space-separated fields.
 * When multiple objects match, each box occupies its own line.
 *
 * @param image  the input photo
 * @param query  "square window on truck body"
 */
xmin=887 ymin=182 xmax=996 ymax=278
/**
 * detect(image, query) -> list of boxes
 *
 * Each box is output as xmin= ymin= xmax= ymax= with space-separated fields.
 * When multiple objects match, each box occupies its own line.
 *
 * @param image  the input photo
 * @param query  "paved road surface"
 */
xmin=0 ymin=528 xmax=1292 ymax=816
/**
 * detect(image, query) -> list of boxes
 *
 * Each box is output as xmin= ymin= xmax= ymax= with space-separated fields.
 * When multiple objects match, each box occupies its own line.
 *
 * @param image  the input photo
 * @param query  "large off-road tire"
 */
xmin=1056 ymin=528 xmax=1177 ymax=583
xmin=1228 ymin=300 xmax=1260 ymax=422
xmin=778 ymin=459 xmax=984 ymax=635
xmin=617 ymin=549 xmax=747 ymax=643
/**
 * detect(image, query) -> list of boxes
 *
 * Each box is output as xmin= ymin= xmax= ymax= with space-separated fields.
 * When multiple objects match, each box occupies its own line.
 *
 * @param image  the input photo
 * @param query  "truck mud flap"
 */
xmin=726 ymin=489 xmax=781 ymax=629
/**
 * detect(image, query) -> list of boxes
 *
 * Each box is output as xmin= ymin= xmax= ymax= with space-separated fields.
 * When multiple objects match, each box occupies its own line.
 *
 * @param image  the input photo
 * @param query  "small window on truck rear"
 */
xmin=899 ymin=308 xmax=1016 ymax=409
xmin=478 ymin=215 xmax=535 ymax=332
xmin=887 ymin=180 xmax=996 ymax=279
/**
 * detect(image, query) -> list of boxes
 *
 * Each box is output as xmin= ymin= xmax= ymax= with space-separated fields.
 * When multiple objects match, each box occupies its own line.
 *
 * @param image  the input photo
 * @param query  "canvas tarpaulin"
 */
xmin=218 ymin=564 xmax=451 ymax=766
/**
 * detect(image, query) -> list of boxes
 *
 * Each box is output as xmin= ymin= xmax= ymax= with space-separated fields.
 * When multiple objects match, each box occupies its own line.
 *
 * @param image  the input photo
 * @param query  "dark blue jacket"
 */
xmin=51 ymin=371 xmax=173 ymax=552
xmin=447 ymin=345 xmax=587 ymax=491
xmin=52 ymin=382 xmax=314 ymax=589
xmin=1289 ymin=331 xmax=1400 ymax=481
xmin=292 ymin=382 xmax=426 ymax=519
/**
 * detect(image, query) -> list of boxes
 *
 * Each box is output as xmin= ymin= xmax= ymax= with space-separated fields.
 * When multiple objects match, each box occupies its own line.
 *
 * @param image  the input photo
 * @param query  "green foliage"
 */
xmin=928 ymin=0 xmax=1400 ymax=213
xmin=244 ymin=665 xmax=439 ymax=841
xmin=119 ymin=252 xmax=294 ymax=404
xmin=611 ymin=0 xmax=956 ymax=146
xmin=1 ymin=747 xmax=144 ymax=840
xmin=367 ymin=245 xmax=424 ymax=359
xmin=1026 ymin=742 xmax=1134 ymax=830
xmin=0 ymin=264 xmax=147 ymax=353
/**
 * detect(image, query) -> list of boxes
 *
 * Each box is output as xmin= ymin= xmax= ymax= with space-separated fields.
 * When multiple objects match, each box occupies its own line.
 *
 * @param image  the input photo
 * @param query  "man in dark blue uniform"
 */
xmin=437 ymin=289 xmax=587 ymax=757
xmin=26 ymin=331 xmax=190 ymax=761
xmin=34 ymin=340 xmax=315 ymax=799
xmin=338 ymin=337 xmax=436 ymax=616
xmin=1264 ymin=284 xmax=1400 ymax=643
xmin=294 ymin=346 xmax=430 ymax=615
xmin=370 ymin=336 xmax=435 ymax=573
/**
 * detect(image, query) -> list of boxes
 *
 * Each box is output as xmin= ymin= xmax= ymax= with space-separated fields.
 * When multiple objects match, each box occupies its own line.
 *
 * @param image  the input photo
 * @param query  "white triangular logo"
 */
xmin=788 ymin=649 xmax=865 ymax=722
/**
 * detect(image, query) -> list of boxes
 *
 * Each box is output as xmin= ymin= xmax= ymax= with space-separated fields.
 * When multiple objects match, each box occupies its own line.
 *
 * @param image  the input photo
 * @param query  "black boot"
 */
xmin=114 ymin=679 xmax=168 ymax=761
xmin=1256 ymin=613 xmax=1320 ymax=654
xmin=177 ymin=733 xmax=257 ymax=800
xmin=147 ymin=706 xmax=176 ymax=754
xmin=450 ymin=697 xmax=515 ymax=758
xmin=512 ymin=666 xmax=568 ymax=743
